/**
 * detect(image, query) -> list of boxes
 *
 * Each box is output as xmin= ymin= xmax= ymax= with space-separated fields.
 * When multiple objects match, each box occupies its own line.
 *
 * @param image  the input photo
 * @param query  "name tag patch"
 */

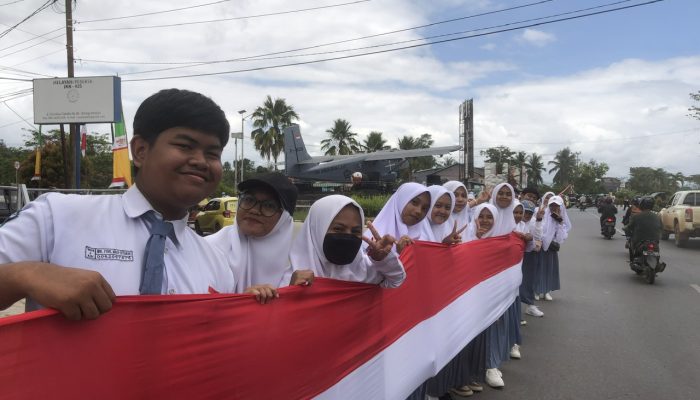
xmin=85 ymin=246 xmax=134 ymax=261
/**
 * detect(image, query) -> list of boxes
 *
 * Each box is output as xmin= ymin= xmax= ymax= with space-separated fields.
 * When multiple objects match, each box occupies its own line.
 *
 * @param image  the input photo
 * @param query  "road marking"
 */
xmin=691 ymin=284 xmax=700 ymax=294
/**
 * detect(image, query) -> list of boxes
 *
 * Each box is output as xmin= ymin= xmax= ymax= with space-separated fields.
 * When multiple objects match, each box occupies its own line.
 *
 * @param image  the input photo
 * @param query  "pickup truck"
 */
xmin=659 ymin=190 xmax=700 ymax=247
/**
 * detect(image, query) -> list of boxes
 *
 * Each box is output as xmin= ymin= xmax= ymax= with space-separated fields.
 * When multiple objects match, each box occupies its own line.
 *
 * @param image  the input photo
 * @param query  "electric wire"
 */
xmin=75 ymin=0 xmax=554 ymax=66
xmin=0 ymin=0 xmax=26 ymax=7
xmin=75 ymin=0 xmax=372 ymax=31
xmin=0 ymin=32 xmax=64 ymax=58
xmin=0 ymin=26 xmax=63 ymax=52
xmin=3 ymin=100 xmax=35 ymax=129
xmin=116 ymin=0 xmax=635 ymax=77
xmin=78 ymin=0 xmax=234 ymax=23
xmin=0 ymin=0 xmax=55 ymax=40
xmin=121 ymin=0 xmax=663 ymax=82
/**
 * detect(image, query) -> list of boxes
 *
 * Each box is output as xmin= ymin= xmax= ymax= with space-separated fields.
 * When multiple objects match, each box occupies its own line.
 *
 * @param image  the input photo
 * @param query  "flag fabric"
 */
xmin=31 ymin=126 xmax=41 ymax=181
xmin=110 ymin=111 xmax=132 ymax=188
xmin=0 ymin=235 xmax=524 ymax=400
xmin=80 ymin=125 xmax=87 ymax=158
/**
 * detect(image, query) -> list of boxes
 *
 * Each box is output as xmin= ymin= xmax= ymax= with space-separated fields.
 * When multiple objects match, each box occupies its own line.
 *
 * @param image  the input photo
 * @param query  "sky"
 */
xmin=1 ymin=0 xmax=699 ymax=182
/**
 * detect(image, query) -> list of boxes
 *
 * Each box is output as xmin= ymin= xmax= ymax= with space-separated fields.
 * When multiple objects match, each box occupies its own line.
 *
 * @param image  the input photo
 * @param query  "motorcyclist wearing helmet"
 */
xmin=623 ymin=197 xmax=661 ymax=257
xmin=598 ymin=196 xmax=617 ymax=230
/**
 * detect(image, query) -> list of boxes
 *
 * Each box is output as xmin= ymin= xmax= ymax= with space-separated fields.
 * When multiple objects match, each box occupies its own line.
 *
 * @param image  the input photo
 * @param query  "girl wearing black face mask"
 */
xmin=288 ymin=195 xmax=406 ymax=288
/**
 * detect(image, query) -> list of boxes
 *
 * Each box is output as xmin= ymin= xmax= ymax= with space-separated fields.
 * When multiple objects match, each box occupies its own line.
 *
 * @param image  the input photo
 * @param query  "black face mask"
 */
xmin=323 ymin=233 xmax=362 ymax=265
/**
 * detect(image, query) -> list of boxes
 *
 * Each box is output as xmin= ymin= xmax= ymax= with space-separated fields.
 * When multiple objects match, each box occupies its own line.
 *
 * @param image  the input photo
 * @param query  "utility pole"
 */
xmin=65 ymin=0 xmax=78 ymax=188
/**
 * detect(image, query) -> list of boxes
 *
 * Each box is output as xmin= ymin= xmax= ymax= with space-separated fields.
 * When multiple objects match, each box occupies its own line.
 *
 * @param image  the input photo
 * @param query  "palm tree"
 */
xmin=511 ymin=151 xmax=528 ymax=188
xmin=673 ymin=172 xmax=686 ymax=189
xmin=526 ymin=152 xmax=545 ymax=187
xmin=320 ymin=119 xmax=361 ymax=155
xmin=548 ymin=147 xmax=579 ymax=187
xmin=250 ymin=95 xmax=299 ymax=169
xmin=362 ymin=131 xmax=390 ymax=152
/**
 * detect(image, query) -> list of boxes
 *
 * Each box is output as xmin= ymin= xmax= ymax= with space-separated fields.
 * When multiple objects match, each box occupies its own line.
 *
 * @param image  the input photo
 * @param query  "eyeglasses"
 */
xmin=238 ymin=194 xmax=281 ymax=217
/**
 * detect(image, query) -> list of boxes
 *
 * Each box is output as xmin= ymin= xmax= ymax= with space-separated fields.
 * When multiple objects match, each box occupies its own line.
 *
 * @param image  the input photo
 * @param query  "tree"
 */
xmin=627 ymin=167 xmax=677 ymax=194
xmin=362 ymin=131 xmax=390 ymax=152
xmin=320 ymin=119 xmax=361 ymax=155
xmin=548 ymin=147 xmax=579 ymax=188
xmin=572 ymin=159 xmax=609 ymax=193
xmin=689 ymin=91 xmax=700 ymax=120
xmin=397 ymin=133 xmax=436 ymax=178
xmin=481 ymin=146 xmax=515 ymax=175
xmin=0 ymin=139 xmax=30 ymax=185
xmin=439 ymin=155 xmax=457 ymax=168
xmin=511 ymin=151 xmax=528 ymax=188
xmin=525 ymin=152 xmax=545 ymax=187
xmin=250 ymin=95 xmax=299 ymax=170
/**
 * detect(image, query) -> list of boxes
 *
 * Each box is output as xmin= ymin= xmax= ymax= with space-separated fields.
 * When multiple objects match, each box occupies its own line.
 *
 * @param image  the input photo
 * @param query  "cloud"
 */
xmin=518 ymin=29 xmax=556 ymax=47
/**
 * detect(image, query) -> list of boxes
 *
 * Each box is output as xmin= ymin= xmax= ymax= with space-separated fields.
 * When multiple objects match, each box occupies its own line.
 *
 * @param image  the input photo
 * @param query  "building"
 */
xmin=601 ymin=177 xmax=621 ymax=193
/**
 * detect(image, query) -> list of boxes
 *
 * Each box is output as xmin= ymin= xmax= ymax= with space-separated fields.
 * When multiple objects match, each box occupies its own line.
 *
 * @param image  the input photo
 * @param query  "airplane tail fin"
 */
xmin=283 ymin=124 xmax=311 ymax=171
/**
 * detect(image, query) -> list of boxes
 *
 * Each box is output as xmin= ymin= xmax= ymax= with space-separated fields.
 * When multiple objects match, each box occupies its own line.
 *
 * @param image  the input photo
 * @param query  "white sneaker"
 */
xmin=510 ymin=344 xmax=521 ymax=359
xmin=534 ymin=293 xmax=540 ymax=301
xmin=545 ymin=292 xmax=553 ymax=301
xmin=485 ymin=368 xmax=505 ymax=388
xmin=526 ymin=305 xmax=544 ymax=317
xmin=520 ymin=319 xmax=527 ymax=326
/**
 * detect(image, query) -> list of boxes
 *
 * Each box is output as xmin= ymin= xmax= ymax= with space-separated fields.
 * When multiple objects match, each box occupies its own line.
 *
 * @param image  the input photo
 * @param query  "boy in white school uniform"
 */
xmin=0 ymin=88 xmax=235 ymax=320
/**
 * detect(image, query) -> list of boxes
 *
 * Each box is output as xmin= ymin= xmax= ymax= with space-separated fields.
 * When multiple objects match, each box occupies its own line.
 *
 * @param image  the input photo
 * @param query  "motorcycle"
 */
xmin=579 ymin=202 xmax=587 ymax=211
xmin=629 ymin=240 xmax=666 ymax=284
xmin=601 ymin=217 xmax=616 ymax=239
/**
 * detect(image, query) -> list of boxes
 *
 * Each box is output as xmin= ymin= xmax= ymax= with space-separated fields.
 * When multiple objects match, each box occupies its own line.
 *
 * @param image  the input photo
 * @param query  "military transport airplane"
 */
xmin=283 ymin=124 xmax=461 ymax=183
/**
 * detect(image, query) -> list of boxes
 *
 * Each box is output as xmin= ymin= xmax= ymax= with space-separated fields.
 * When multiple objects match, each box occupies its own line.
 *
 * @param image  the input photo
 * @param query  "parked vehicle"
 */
xmin=659 ymin=190 xmax=700 ymax=247
xmin=601 ymin=217 xmax=616 ymax=239
xmin=194 ymin=196 xmax=238 ymax=235
xmin=629 ymin=240 xmax=666 ymax=284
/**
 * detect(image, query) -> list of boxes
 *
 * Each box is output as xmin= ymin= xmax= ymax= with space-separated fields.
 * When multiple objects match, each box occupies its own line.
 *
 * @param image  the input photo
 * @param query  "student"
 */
xmin=426 ymin=185 xmax=463 ymax=244
xmin=518 ymin=200 xmax=544 ymax=318
xmin=369 ymin=182 xmax=432 ymax=254
xmin=464 ymin=203 xmax=498 ymax=242
xmin=489 ymin=183 xmax=517 ymax=235
xmin=288 ymin=195 xmax=405 ymax=288
xmin=206 ymin=173 xmax=310 ymax=304
xmin=538 ymin=195 xmax=570 ymax=301
xmin=443 ymin=181 xmax=471 ymax=230
xmin=0 ymin=89 xmax=236 ymax=320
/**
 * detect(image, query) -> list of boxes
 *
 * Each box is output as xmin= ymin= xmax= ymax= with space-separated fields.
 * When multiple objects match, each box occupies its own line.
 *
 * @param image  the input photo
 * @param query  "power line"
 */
xmin=75 ymin=0 xmax=372 ymax=31
xmin=0 ymin=76 xmax=31 ymax=81
xmin=78 ymin=0 xmax=234 ymax=23
xmin=3 ymin=100 xmax=35 ymax=129
xmin=117 ymin=0 xmax=635 ymax=77
xmin=75 ymin=0 xmax=554 ymax=66
xmin=0 ymin=0 xmax=26 ymax=7
xmin=474 ymin=128 xmax=699 ymax=146
xmin=11 ymin=47 xmax=64 ymax=68
xmin=122 ymin=0 xmax=663 ymax=82
xmin=0 ymin=32 xmax=64 ymax=58
xmin=0 ymin=26 xmax=63 ymax=52
xmin=0 ymin=0 xmax=55 ymax=40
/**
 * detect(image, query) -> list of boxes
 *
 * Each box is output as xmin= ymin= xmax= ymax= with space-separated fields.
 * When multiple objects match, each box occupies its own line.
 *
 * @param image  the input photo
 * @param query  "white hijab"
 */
xmin=369 ymin=182 xmax=432 ymax=242
xmin=426 ymin=185 xmax=456 ymax=243
xmin=443 ymin=181 xmax=470 ymax=232
xmin=206 ymin=210 xmax=294 ymax=291
xmin=513 ymin=200 xmax=527 ymax=233
xmin=465 ymin=203 xmax=499 ymax=242
xmin=289 ymin=195 xmax=401 ymax=285
xmin=489 ymin=182 xmax=517 ymax=236
xmin=542 ymin=195 xmax=569 ymax=250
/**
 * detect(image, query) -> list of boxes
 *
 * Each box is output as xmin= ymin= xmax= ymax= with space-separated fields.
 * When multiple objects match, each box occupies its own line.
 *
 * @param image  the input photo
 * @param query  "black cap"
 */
xmin=238 ymin=173 xmax=298 ymax=215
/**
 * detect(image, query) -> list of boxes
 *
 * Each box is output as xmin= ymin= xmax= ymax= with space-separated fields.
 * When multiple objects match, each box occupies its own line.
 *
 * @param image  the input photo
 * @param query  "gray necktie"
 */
xmin=140 ymin=211 xmax=175 ymax=295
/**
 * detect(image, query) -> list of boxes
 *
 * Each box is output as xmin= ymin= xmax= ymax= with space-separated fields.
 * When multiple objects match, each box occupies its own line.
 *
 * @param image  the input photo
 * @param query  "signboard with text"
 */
xmin=32 ymin=76 xmax=122 ymax=124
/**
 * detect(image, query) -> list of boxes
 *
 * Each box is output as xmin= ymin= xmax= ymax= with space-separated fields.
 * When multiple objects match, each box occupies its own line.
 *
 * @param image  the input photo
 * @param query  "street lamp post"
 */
xmin=238 ymin=110 xmax=254 ymax=183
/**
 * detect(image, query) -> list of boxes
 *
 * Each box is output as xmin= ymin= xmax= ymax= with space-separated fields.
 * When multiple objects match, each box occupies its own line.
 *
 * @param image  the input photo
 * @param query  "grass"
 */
xmin=292 ymin=194 xmax=391 ymax=222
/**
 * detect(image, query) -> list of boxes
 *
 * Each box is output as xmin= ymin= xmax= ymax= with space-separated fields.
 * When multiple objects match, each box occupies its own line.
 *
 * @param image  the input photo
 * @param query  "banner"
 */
xmin=0 ymin=235 xmax=524 ymax=400
xmin=109 ymin=111 xmax=132 ymax=188
xmin=30 ymin=126 xmax=41 ymax=181
xmin=80 ymin=124 xmax=87 ymax=158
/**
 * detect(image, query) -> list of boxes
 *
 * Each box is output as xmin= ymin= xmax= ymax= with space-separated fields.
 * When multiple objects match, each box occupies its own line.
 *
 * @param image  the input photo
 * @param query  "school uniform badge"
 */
xmin=85 ymin=246 xmax=134 ymax=261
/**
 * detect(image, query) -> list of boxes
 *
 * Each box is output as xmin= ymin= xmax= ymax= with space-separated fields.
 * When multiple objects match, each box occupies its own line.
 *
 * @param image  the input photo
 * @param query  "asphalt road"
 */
xmin=471 ymin=207 xmax=700 ymax=400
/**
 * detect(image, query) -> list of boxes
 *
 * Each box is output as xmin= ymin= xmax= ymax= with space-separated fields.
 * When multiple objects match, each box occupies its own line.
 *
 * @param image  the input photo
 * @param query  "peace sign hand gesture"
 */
xmin=442 ymin=220 xmax=467 ymax=245
xmin=363 ymin=221 xmax=396 ymax=261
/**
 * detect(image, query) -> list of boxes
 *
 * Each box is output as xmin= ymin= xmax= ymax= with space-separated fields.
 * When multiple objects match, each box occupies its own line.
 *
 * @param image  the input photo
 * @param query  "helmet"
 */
xmin=639 ymin=197 xmax=654 ymax=211
xmin=631 ymin=197 xmax=641 ymax=207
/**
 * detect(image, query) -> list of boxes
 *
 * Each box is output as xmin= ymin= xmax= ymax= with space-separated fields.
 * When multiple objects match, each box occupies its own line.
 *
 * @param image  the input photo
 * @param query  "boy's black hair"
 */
xmin=133 ymin=89 xmax=229 ymax=147
xmin=521 ymin=186 xmax=540 ymax=200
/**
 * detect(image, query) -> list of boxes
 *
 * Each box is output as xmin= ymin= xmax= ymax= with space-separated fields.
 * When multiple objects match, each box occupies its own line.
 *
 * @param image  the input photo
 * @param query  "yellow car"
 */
xmin=194 ymin=196 xmax=238 ymax=235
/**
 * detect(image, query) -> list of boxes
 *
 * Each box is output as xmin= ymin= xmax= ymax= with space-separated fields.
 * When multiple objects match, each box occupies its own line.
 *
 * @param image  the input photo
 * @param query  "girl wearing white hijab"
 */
xmin=489 ymin=183 xmax=517 ymax=236
xmin=537 ymin=195 xmax=569 ymax=300
xmin=443 ymin=180 xmax=471 ymax=231
xmin=533 ymin=191 xmax=554 ymax=300
xmin=368 ymin=182 xmax=432 ymax=253
xmin=426 ymin=185 xmax=462 ymax=244
xmin=289 ymin=195 xmax=405 ymax=288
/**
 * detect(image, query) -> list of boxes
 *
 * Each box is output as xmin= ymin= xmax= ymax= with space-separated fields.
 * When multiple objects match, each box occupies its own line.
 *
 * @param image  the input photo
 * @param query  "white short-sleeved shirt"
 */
xmin=0 ymin=185 xmax=235 ymax=300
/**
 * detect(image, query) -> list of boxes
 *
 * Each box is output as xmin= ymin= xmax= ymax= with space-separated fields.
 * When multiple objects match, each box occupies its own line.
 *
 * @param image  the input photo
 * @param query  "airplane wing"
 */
xmin=364 ymin=145 xmax=461 ymax=161
xmin=304 ymin=145 xmax=461 ymax=172
xmin=297 ymin=154 xmax=358 ymax=165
